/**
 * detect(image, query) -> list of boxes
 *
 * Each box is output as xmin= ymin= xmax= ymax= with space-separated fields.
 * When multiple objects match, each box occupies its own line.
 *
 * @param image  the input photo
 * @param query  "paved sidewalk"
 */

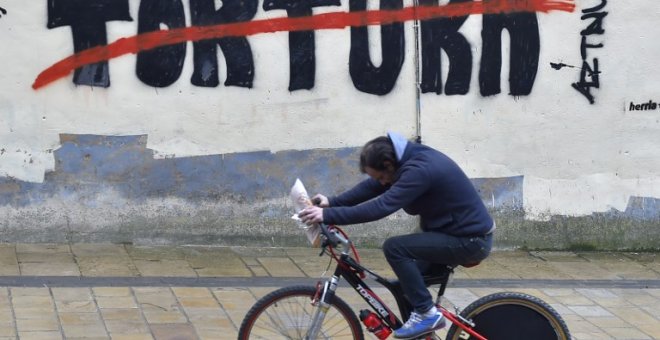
xmin=0 ymin=243 xmax=658 ymax=339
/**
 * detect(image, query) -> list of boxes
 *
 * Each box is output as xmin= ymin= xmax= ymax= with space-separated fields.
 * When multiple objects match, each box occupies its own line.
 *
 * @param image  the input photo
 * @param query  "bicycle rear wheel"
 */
xmin=445 ymin=291 xmax=570 ymax=340
xmin=238 ymin=285 xmax=364 ymax=340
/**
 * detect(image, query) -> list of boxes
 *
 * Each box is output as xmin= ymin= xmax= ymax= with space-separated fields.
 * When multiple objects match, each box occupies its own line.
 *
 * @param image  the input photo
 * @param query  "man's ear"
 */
xmin=383 ymin=161 xmax=395 ymax=172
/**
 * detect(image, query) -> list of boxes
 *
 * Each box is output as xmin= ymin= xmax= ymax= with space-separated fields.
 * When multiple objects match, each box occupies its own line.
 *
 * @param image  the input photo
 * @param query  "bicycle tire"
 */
xmin=238 ymin=285 xmax=365 ymax=340
xmin=445 ymin=291 xmax=570 ymax=340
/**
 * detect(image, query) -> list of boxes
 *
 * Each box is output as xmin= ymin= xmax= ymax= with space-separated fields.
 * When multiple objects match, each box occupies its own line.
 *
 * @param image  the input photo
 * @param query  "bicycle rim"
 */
xmin=446 ymin=292 xmax=570 ymax=340
xmin=239 ymin=286 xmax=363 ymax=340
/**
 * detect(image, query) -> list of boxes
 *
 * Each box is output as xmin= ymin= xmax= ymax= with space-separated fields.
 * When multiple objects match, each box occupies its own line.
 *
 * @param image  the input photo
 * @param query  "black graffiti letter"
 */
xmin=419 ymin=0 xmax=472 ymax=95
xmin=571 ymin=58 xmax=599 ymax=104
xmin=47 ymin=0 xmax=132 ymax=87
xmin=263 ymin=0 xmax=340 ymax=91
xmin=479 ymin=12 xmax=540 ymax=96
xmin=136 ymin=0 xmax=186 ymax=87
xmin=349 ymin=0 xmax=405 ymax=95
xmin=189 ymin=0 xmax=258 ymax=88
xmin=0 ymin=7 xmax=7 ymax=18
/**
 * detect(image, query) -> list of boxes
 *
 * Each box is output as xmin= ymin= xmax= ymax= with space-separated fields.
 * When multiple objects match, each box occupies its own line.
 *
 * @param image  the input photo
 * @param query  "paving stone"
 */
xmin=77 ymin=257 xmax=138 ymax=277
xmin=16 ymin=244 xmax=70 ymax=254
xmin=134 ymin=288 xmax=178 ymax=310
xmin=71 ymin=243 xmax=129 ymax=256
xmin=211 ymin=288 xmax=256 ymax=326
xmin=12 ymin=295 xmax=54 ymax=309
xmin=586 ymin=316 xmax=631 ymax=328
xmin=197 ymin=328 xmax=237 ymax=339
xmin=17 ymin=331 xmax=63 ymax=340
xmin=51 ymin=288 xmax=92 ymax=301
xmin=602 ymin=326 xmax=653 ymax=339
xmin=151 ymin=323 xmax=198 ymax=339
xmin=110 ymin=334 xmax=154 ymax=340
xmin=19 ymin=262 xmax=81 ymax=276
xmin=104 ymin=320 xmax=150 ymax=334
xmin=0 ymin=265 xmax=19 ymax=275
xmin=548 ymin=261 xmax=620 ymax=280
xmin=0 ymin=245 xmax=18 ymax=265
xmin=93 ymin=287 xmax=132 ymax=297
xmin=171 ymin=287 xmax=211 ymax=298
xmin=636 ymin=322 xmax=660 ymax=339
xmin=55 ymin=300 xmax=98 ymax=313
xmin=133 ymin=259 xmax=197 ymax=277
xmin=247 ymin=265 xmax=269 ymax=276
xmin=230 ymin=247 xmax=287 ymax=257
xmin=177 ymin=297 xmax=219 ymax=309
xmin=569 ymin=305 xmax=614 ymax=317
xmin=142 ymin=310 xmax=188 ymax=324
xmin=13 ymin=307 xmax=57 ymax=320
xmin=125 ymin=246 xmax=187 ymax=260
xmin=605 ymin=306 xmax=659 ymax=326
xmin=61 ymin=322 xmax=108 ymax=338
xmin=100 ymin=308 xmax=143 ymax=321
xmin=461 ymin=260 xmax=521 ymax=279
xmin=96 ymin=296 xmax=138 ymax=309
xmin=0 ymin=324 xmax=16 ymax=337
xmin=11 ymin=287 xmax=51 ymax=296
xmin=572 ymin=331 xmax=614 ymax=339
xmin=15 ymin=318 xmax=60 ymax=332
xmin=59 ymin=312 xmax=102 ymax=326
xmin=189 ymin=317 xmax=233 ymax=330
xmin=183 ymin=247 xmax=251 ymax=277
xmin=258 ymin=257 xmax=305 ymax=277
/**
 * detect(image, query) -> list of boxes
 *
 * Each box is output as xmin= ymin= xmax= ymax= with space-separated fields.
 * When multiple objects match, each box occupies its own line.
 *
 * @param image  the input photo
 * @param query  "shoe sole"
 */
xmin=393 ymin=320 xmax=446 ymax=339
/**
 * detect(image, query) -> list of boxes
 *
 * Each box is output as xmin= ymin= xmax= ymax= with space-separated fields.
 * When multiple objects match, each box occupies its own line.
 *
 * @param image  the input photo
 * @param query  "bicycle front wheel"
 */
xmin=238 ymin=285 xmax=364 ymax=340
xmin=445 ymin=291 xmax=570 ymax=340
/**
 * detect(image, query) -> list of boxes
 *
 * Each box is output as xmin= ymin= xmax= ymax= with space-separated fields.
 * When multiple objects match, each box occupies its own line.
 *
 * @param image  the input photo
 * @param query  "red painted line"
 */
xmin=32 ymin=0 xmax=574 ymax=90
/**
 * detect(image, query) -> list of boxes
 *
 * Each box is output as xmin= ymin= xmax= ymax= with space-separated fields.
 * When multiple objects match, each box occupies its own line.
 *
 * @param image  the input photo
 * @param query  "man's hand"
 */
xmin=299 ymin=206 xmax=323 ymax=225
xmin=311 ymin=194 xmax=329 ymax=207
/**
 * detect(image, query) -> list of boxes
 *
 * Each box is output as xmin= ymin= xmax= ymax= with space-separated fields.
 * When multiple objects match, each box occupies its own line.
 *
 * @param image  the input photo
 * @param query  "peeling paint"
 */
xmin=0 ymin=134 xmax=657 ymax=248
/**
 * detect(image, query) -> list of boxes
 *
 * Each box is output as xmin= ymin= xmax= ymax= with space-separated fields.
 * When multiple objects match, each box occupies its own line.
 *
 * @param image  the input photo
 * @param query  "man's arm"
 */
xmin=329 ymin=178 xmax=387 ymax=207
xmin=324 ymin=165 xmax=429 ymax=225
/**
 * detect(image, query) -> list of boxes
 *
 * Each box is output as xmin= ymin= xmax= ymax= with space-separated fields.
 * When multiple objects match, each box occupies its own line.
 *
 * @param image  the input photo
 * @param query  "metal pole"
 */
xmin=412 ymin=0 xmax=422 ymax=144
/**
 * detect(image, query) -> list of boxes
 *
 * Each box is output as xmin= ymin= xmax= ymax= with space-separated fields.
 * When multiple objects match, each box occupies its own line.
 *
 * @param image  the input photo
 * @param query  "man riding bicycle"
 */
xmin=299 ymin=132 xmax=495 ymax=339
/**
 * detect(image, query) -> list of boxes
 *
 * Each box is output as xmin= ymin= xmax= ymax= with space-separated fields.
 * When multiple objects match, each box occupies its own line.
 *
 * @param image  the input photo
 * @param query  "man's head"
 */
xmin=360 ymin=136 xmax=398 ymax=186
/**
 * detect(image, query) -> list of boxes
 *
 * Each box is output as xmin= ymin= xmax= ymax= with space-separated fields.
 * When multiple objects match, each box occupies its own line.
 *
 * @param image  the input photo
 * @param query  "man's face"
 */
xmin=364 ymin=164 xmax=396 ymax=186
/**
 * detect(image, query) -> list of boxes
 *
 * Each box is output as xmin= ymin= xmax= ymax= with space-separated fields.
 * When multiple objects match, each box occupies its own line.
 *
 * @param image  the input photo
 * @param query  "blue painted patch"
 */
xmin=0 ymin=135 xmax=658 ymax=222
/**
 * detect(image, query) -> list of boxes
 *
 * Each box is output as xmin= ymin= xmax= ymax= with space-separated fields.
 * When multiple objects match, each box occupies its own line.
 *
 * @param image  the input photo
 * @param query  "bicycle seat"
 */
xmin=422 ymin=265 xmax=453 ymax=286
xmin=422 ymin=261 xmax=482 ymax=285
xmin=461 ymin=261 xmax=481 ymax=268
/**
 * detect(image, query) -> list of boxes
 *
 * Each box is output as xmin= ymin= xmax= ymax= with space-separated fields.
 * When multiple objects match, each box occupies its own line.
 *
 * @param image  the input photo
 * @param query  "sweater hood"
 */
xmin=387 ymin=131 xmax=408 ymax=162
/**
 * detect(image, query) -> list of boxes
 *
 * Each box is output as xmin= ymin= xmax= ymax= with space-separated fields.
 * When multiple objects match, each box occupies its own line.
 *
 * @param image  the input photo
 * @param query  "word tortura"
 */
xmin=44 ymin=0 xmax=559 ymax=96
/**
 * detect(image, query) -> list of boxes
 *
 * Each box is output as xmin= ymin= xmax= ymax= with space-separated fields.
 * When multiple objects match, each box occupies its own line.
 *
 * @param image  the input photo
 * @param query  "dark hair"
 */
xmin=359 ymin=136 xmax=398 ymax=173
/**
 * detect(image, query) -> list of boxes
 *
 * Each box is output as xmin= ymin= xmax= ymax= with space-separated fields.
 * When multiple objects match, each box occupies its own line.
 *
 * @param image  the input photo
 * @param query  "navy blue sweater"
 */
xmin=323 ymin=141 xmax=493 ymax=237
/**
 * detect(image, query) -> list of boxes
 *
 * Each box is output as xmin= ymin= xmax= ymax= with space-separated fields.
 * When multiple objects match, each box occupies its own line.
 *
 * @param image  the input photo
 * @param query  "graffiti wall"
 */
xmin=0 ymin=0 xmax=658 ymax=248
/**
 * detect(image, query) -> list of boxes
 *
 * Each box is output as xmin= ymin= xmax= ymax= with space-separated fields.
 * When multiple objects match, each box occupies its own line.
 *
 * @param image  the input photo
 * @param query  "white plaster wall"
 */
xmin=421 ymin=1 xmax=660 ymax=219
xmin=1 ymin=0 xmax=659 ymax=220
xmin=0 ymin=0 xmax=418 ymax=182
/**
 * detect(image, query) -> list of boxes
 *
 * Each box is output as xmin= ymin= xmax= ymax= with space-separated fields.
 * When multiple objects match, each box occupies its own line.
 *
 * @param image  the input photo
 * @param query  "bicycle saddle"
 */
xmin=422 ymin=261 xmax=481 ymax=285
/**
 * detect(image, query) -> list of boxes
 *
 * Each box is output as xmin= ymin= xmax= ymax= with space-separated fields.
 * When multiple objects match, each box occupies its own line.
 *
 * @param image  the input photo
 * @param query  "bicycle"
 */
xmin=238 ymin=223 xmax=571 ymax=339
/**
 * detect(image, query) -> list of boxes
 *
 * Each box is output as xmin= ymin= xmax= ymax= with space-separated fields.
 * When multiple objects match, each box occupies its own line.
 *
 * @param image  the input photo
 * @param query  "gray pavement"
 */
xmin=0 ymin=243 xmax=658 ymax=339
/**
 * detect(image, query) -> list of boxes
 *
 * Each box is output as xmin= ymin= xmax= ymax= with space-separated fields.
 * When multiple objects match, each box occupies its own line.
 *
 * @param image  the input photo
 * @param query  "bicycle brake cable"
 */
xmin=320 ymin=255 xmax=333 ymax=277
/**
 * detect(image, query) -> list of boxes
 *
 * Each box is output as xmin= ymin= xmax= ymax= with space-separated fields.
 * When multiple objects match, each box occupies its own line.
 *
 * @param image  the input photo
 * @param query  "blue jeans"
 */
xmin=383 ymin=231 xmax=493 ymax=313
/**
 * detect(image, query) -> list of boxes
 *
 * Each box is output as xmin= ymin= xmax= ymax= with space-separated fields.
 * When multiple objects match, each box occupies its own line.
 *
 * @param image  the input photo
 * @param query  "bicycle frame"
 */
xmin=309 ymin=225 xmax=488 ymax=340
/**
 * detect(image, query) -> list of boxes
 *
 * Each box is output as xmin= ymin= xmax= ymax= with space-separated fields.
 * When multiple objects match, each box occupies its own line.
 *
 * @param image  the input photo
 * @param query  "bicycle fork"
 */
xmin=306 ymin=276 xmax=340 ymax=340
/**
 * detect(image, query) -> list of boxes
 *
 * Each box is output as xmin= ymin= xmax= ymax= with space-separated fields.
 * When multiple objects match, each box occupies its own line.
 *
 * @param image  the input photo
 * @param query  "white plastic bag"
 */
xmin=290 ymin=178 xmax=321 ymax=247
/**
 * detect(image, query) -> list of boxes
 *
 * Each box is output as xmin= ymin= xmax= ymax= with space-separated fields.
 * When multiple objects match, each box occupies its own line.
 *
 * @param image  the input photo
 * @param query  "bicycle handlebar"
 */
xmin=318 ymin=223 xmax=351 ymax=253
